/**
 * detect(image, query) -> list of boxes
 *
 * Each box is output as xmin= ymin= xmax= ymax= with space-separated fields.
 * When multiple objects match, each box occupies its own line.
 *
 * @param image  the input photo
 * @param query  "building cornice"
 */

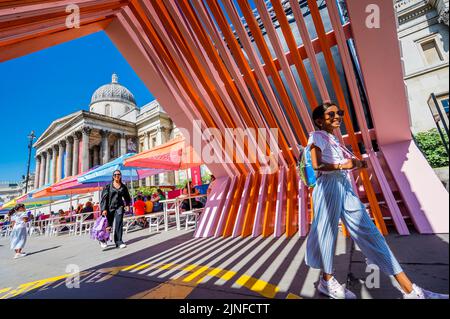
xmin=404 ymin=60 xmax=449 ymax=80
xmin=34 ymin=110 xmax=136 ymax=150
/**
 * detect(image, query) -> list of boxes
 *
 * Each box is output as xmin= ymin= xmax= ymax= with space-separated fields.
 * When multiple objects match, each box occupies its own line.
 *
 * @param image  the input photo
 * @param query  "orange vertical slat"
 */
xmin=262 ymin=172 xmax=277 ymax=237
xmin=222 ymin=175 xmax=246 ymax=237
xmin=241 ymin=173 xmax=262 ymax=237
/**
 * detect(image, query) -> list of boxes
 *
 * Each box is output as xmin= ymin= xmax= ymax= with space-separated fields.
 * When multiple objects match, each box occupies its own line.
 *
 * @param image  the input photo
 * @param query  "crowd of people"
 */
xmin=2 ymin=173 xmax=216 ymax=257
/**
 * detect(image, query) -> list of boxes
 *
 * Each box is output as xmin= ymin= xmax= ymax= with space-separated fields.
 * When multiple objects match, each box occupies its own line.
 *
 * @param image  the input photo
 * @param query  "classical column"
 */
xmin=100 ymin=130 xmax=110 ymax=164
xmin=44 ymin=149 xmax=51 ymax=185
xmin=51 ymin=145 xmax=58 ymax=184
xmin=34 ymin=155 xmax=41 ymax=189
xmin=65 ymin=136 xmax=73 ymax=177
xmin=81 ymin=127 xmax=91 ymax=173
xmin=93 ymin=145 xmax=100 ymax=167
xmin=57 ymin=140 xmax=65 ymax=181
xmin=144 ymin=132 xmax=150 ymax=150
xmin=72 ymin=132 xmax=81 ymax=176
xmin=156 ymin=127 xmax=163 ymax=145
xmin=120 ymin=133 xmax=127 ymax=155
xmin=39 ymin=152 xmax=46 ymax=187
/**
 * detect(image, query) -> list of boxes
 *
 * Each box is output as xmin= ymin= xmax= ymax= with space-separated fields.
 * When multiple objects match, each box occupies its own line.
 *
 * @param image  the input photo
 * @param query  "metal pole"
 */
xmin=431 ymin=93 xmax=449 ymax=136
xmin=25 ymin=131 xmax=36 ymax=194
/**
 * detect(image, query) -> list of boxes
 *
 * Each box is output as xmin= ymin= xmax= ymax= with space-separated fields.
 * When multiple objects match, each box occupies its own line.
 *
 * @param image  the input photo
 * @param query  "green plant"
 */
xmin=130 ymin=186 xmax=173 ymax=197
xmin=414 ymin=129 xmax=449 ymax=168
xmin=202 ymin=171 xmax=212 ymax=184
xmin=176 ymin=179 xmax=189 ymax=190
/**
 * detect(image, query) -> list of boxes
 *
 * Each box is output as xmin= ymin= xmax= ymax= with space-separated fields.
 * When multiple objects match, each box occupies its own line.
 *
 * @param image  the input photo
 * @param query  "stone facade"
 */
xmin=33 ymin=74 xmax=179 ymax=190
xmin=396 ymin=0 xmax=449 ymax=133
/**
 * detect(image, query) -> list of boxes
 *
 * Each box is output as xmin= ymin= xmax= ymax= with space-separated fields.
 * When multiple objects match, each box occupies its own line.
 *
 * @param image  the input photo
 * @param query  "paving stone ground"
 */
xmin=0 ymin=226 xmax=448 ymax=299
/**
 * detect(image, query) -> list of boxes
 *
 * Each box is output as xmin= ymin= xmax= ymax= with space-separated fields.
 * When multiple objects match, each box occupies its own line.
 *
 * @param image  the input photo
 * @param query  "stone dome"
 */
xmin=90 ymin=73 xmax=136 ymax=106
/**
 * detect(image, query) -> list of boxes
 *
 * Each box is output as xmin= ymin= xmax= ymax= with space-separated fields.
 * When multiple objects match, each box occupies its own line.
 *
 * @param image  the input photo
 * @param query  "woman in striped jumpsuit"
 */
xmin=305 ymin=102 xmax=448 ymax=299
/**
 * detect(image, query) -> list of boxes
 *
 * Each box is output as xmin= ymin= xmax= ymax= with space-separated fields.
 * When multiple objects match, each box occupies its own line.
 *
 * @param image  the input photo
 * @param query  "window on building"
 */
xmin=441 ymin=99 xmax=449 ymax=116
xmin=105 ymin=104 xmax=111 ymax=116
xmin=421 ymin=40 xmax=443 ymax=65
xmin=152 ymin=137 xmax=157 ymax=147
xmin=154 ymin=174 xmax=160 ymax=185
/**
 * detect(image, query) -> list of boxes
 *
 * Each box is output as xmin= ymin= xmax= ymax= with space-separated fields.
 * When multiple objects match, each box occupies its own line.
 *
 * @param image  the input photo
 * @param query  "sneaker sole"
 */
xmin=318 ymin=284 xmax=345 ymax=299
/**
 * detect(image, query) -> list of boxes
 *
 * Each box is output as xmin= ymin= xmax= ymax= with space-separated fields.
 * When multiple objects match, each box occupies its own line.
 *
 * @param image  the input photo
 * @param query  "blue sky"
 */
xmin=0 ymin=31 xmax=154 ymax=182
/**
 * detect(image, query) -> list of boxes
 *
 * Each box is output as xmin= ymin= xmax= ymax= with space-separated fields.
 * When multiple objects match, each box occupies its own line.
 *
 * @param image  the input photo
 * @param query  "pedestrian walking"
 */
xmin=10 ymin=204 xmax=29 ymax=259
xmin=305 ymin=102 xmax=448 ymax=299
xmin=100 ymin=169 xmax=131 ymax=249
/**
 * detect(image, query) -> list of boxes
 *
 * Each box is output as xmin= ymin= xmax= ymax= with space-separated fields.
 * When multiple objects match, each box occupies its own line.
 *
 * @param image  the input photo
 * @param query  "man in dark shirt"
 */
xmin=100 ymin=170 xmax=132 ymax=249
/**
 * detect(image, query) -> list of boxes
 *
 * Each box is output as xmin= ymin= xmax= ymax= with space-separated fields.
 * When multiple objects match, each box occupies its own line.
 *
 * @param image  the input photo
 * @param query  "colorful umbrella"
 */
xmin=123 ymin=136 xmax=202 ymax=170
xmin=77 ymin=153 xmax=164 ymax=184
xmin=50 ymin=171 xmax=108 ymax=192
xmin=1 ymin=197 xmax=18 ymax=209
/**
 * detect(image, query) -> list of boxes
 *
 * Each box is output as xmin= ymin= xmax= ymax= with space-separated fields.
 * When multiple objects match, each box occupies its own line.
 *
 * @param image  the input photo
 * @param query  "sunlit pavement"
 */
xmin=0 ymin=226 xmax=448 ymax=299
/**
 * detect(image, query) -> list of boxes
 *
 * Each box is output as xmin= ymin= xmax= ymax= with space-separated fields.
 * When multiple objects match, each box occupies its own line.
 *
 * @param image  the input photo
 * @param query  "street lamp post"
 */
xmin=25 ymin=131 xmax=36 ymax=194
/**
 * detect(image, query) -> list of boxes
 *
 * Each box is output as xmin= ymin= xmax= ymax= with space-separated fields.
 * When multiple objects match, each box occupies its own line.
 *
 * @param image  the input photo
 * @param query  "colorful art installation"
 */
xmin=0 ymin=0 xmax=447 ymax=238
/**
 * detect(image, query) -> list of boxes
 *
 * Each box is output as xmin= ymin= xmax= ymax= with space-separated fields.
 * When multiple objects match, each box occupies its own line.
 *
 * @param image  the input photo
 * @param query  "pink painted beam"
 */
xmin=221 ymin=0 xmax=301 ymax=154
xmin=326 ymin=0 xmax=409 ymax=235
xmin=289 ymin=0 xmax=330 ymax=101
xmin=195 ymin=176 xmax=230 ymax=238
xmin=256 ymin=0 xmax=315 ymax=132
xmin=252 ymin=173 xmax=269 ymax=237
xmin=165 ymin=0 xmax=259 ymax=174
xmin=232 ymin=174 xmax=253 ymax=237
xmin=274 ymin=167 xmax=286 ymax=237
xmin=191 ymin=0 xmax=289 ymax=167
xmin=139 ymin=1 xmax=243 ymax=175
xmin=214 ymin=176 xmax=238 ymax=237
xmin=107 ymin=12 xmax=230 ymax=178
xmin=346 ymin=0 xmax=411 ymax=145
xmin=381 ymin=141 xmax=449 ymax=234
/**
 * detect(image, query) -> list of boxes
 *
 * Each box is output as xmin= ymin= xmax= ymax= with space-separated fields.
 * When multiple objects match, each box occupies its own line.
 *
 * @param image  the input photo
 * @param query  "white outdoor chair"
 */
xmin=0 ymin=224 xmax=11 ymax=237
xmin=181 ymin=208 xmax=203 ymax=230
xmin=28 ymin=221 xmax=43 ymax=236
xmin=147 ymin=212 xmax=164 ymax=233
xmin=76 ymin=213 xmax=95 ymax=236
xmin=80 ymin=220 xmax=95 ymax=235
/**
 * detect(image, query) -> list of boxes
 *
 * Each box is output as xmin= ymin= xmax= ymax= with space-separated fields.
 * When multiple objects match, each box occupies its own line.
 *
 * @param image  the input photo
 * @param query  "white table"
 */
xmin=160 ymin=194 xmax=207 ymax=231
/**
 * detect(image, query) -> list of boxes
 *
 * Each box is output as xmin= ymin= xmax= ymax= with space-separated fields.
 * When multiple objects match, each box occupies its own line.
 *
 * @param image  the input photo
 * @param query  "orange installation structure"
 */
xmin=1 ymin=0 xmax=448 ymax=238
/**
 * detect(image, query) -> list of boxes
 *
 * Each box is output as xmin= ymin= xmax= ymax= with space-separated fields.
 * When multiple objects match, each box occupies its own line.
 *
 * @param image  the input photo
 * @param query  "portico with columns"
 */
xmin=33 ymin=74 xmax=177 ymax=190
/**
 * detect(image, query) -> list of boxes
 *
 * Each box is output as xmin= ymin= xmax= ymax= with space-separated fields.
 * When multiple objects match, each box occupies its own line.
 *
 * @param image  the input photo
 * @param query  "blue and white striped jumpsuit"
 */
xmin=304 ymin=131 xmax=403 ymax=276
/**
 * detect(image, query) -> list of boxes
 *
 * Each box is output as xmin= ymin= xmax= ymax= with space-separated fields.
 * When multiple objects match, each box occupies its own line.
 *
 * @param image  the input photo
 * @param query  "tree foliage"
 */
xmin=414 ymin=129 xmax=449 ymax=168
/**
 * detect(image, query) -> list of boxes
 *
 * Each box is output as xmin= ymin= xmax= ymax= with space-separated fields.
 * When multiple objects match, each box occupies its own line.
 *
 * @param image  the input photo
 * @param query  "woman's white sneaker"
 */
xmin=403 ymin=284 xmax=449 ymax=299
xmin=318 ymin=277 xmax=356 ymax=299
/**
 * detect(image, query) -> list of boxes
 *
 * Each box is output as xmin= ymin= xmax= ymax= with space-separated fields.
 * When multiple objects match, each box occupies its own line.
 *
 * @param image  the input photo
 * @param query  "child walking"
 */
xmin=10 ymin=204 xmax=29 ymax=259
xmin=305 ymin=102 xmax=448 ymax=299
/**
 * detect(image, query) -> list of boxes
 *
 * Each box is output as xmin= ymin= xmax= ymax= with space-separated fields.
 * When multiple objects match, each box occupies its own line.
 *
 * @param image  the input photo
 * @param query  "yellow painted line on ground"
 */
xmin=220 ymin=270 xmax=237 ymax=282
xmin=160 ymin=263 xmax=174 ymax=270
xmin=1 ymin=262 xmax=297 ymax=300
xmin=0 ymin=274 xmax=70 ymax=299
xmin=121 ymin=264 xmax=139 ymax=271
xmin=182 ymin=266 xmax=210 ymax=283
xmin=134 ymin=263 xmax=151 ymax=271
xmin=0 ymin=288 xmax=11 ymax=294
xmin=182 ymin=264 xmax=197 ymax=272
xmin=235 ymin=274 xmax=280 ymax=299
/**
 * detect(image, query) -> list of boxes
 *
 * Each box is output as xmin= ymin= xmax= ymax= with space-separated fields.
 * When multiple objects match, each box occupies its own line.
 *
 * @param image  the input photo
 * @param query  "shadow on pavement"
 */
xmin=11 ymin=229 xmax=449 ymax=300
xmin=26 ymin=245 xmax=61 ymax=256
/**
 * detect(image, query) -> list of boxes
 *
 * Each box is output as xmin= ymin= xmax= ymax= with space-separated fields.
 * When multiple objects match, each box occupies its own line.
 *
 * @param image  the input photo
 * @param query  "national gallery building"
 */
xmin=33 ymin=74 xmax=179 ymax=189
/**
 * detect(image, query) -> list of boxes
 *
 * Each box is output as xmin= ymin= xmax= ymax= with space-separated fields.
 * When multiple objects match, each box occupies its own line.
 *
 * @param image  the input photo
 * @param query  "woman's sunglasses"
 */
xmin=113 ymin=173 xmax=121 ymax=176
xmin=325 ymin=110 xmax=345 ymax=119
